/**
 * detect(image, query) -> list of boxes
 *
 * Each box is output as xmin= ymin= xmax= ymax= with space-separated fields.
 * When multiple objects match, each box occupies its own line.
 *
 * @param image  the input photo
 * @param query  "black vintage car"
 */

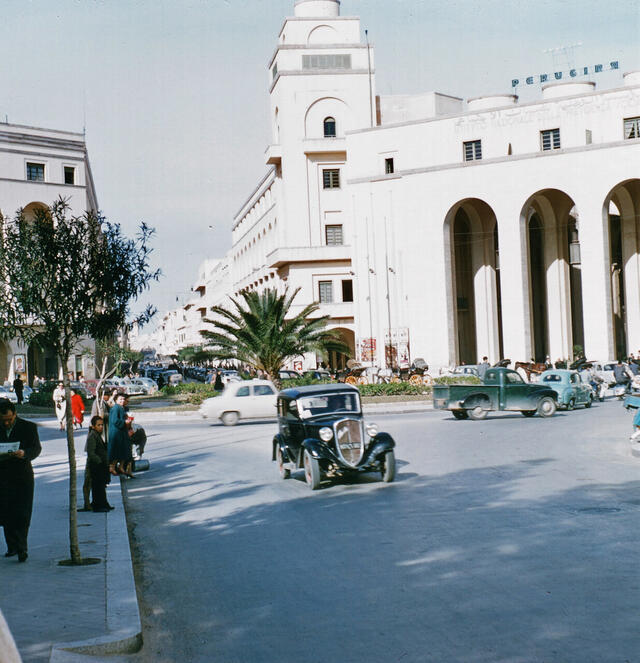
xmin=272 ymin=384 xmax=396 ymax=490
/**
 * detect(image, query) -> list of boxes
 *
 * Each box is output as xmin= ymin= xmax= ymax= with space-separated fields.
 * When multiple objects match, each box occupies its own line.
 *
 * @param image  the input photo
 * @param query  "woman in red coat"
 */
xmin=70 ymin=390 xmax=85 ymax=429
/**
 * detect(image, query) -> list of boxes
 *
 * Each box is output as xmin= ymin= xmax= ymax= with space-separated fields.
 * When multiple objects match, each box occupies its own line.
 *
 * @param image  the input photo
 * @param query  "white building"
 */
xmin=0 ymin=122 xmax=100 ymax=383
xmin=348 ymin=76 xmax=640 ymax=369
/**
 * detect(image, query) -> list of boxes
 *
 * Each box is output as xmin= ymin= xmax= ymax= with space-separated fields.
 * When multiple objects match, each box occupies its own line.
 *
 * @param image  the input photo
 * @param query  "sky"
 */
xmin=1 ymin=0 xmax=638 ymax=328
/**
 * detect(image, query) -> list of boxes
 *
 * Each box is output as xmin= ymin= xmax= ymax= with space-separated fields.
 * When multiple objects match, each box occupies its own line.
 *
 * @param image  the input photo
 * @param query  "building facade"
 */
xmin=0 ymin=122 xmax=100 ymax=384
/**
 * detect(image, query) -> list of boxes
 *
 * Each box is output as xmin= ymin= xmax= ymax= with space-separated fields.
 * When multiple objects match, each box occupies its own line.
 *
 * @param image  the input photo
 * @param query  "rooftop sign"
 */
xmin=512 ymin=61 xmax=619 ymax=88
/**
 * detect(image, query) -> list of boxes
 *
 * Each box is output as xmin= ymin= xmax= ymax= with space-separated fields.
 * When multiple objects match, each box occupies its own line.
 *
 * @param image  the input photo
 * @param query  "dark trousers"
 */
xmin=82 ymin=465 xmax=92 ymax=508
xmin=3 ymin=521 xmax=29 ymax=555
xmin=90 ymin=464 xmax=109 ymax=510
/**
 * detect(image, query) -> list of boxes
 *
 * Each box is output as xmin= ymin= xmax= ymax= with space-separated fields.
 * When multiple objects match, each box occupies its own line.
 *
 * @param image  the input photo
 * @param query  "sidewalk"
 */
xmin=0 ymin=423 xmax=140 ymax=663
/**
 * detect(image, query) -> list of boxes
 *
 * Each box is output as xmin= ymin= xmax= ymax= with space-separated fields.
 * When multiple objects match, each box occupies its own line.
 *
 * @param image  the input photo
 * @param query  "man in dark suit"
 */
xmin=12 ymin=376 xmax=24 ymax=405
xmin=0 ymin=399 xmax=41 ymax=563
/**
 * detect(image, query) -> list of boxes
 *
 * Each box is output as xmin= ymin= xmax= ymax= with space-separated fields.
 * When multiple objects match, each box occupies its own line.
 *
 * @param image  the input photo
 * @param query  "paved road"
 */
xmin=124 ymin=402 xmax=639 ymax=663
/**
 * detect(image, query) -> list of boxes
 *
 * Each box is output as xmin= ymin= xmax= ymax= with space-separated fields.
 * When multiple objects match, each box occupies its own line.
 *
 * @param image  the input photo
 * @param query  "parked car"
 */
xmin=220 ymin=370 xmax=241 ymax=384
xmin=538 ymin=369 xmax=594 ymax=409
xmin=279 ymin=369 xmax=302 ymax=380
xmin=0 ymin=386 xmax=18 ymax=403
xmin=272 ymin=384 xmax=396 ymax=490
xmin=589 ymin=361 xmax=621 ymax=386
xmin=199 ymin=379 xmax=277 ymax=426
xmin=129 ymin=378 xmax=158 ymax=395
xmin=161 ymin=370 xmax=183 ymax=386
xmin=302 ymin=370 xmax=332 ymax=382
xmin=433 ymin=367 xmax=558 ymax=419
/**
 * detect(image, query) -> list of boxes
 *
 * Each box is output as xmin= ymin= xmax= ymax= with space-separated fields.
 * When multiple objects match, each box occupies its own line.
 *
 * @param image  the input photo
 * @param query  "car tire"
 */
xmin=521 ymin=410 xmax=536 ymax=417
xmin=276 ymin=446 xmax=290 ymax=479
xmin=303 ymin=450 xmax=321 ymax=490
xmin=566 ymin=398 xmax=575 ymax=411
xmin=452 ymin=409 xmax=469 ymax=420
xmin=537 ymin=397 xmax=557 ymax=418
xmin=585 ymin=394 xmax=593 ymax=408
xmin=221 ymin=411 xmax=239 ymax=426
xmin=468 ymin=405 xmax=488 ymax=420
xmin=381 ymin=450 xmax=396 ymax=483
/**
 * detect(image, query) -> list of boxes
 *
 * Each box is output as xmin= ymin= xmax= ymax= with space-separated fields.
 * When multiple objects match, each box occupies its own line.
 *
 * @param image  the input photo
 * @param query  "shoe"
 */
xmin=92 ymin=507 xmax=109 ymax=513
xmin=4 ymin=550 xmax=17 ymax=558
xmin=106 ymin=504 xmax=115 ymax=510
xmin=78 ymin=507 xmax=92 ymax=512
xmin=18 ymin=551 xmax=28 ymax=563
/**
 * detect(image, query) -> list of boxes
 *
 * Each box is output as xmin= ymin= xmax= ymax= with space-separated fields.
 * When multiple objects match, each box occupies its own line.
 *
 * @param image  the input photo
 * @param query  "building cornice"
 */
xmin=0 ymin=177 xmax=86 ymax=189
xmin=0 ymin=147 xmax=85 ymax=161
xmin=348 ymin=136 xmax=640 ymax=185
xmin=0 ymin=129 xmax=86 ymax=152
xmin=270 ymin=68 xmax=373 ymax=93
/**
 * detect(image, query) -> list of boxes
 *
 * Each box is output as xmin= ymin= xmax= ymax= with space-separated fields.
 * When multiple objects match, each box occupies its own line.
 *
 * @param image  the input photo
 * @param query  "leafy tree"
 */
xmin=200 ymin=287 xmax=350 ymax=387
xmin=177 ymin=345 xmax=213 ymax=365
xmin=0 ymin=198 xmax=159 ymax=564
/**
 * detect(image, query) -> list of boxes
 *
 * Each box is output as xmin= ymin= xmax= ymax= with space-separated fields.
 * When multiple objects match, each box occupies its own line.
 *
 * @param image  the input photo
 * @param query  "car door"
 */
xmin=252 ymin=384 xmax=277 ymax=418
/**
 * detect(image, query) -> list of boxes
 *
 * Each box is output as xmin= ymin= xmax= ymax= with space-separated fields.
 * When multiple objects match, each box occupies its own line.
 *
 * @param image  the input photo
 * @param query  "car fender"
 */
xmin=272 ymin=433 xmax=288 ymax=462
xmin=301 ymin=438 xmax=336 ymax=465
xmin=362 ymin=432 xmax=395 ymax=463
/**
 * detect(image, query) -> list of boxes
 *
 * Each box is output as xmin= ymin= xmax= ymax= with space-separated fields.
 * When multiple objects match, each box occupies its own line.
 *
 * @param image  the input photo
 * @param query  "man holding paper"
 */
xmin=0 ymin=399 xmax=41 ymax=563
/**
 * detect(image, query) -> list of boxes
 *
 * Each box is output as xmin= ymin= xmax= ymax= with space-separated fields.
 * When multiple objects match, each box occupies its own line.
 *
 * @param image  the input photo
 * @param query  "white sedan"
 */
xmin=200 ymin=379 xmax=278 ymax=426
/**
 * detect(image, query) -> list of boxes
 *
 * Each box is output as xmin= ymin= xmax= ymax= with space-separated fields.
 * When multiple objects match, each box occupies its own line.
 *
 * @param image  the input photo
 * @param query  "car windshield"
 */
xmin=297 ymin=392 xmax=360 ymax=418
xmin=543 ymin=374 xmax=562 ymax=382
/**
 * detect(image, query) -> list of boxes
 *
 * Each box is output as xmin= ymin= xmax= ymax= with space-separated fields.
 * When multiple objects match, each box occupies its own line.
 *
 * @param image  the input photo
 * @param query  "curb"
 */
xmin=631 ymin=443 xmax=640 ymax=458
xmin=48 ymin=479 xmax=142 ymax=662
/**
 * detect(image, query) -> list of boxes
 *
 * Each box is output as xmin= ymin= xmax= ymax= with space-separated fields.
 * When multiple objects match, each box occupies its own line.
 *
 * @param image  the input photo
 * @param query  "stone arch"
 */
xmin=304 ymin=97 xmax=350 ymax=139
xmin=22 ymin=202 xmax=50 ymax=223
xmin=444 ymin=198 xmax=503 ymax=365
xmin=604 ymin=178 xmax=640 ymax=358
xmin=326 ymin=327 xmax=355 ymax=371
xmin=307 ymin=24 xmax=339 ymax=45
xmin=520 ymin=188 xmax=583 ymax=363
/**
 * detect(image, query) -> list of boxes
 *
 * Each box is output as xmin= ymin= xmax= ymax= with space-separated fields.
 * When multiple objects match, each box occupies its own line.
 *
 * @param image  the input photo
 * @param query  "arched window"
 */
xmin=323 ymin=117 xmax=336 ymax=138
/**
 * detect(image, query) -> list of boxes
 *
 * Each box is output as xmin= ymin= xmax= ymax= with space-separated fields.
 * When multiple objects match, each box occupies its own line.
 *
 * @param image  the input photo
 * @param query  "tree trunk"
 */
xmin=62 ymin=364 xmax=82 ymax=564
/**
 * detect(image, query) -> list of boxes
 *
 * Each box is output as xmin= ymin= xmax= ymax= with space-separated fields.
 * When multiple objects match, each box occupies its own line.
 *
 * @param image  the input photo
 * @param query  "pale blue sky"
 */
xmin=1 ymin=0 xmax=638 ymax=322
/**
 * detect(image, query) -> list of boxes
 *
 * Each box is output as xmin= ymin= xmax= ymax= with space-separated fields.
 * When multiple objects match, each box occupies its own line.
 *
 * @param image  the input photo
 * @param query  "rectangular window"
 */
xmin=325 ymin=224 xmax=343 ymax=245
xmin=318 ymin=280 xmax=333 ymax=303
xmin=302 ymin=54 xmax=351 ymax=70
xmin=342 ymin=279 xmax=353 ymax=302
xmin=585 ymin=129 xmax=592 ymax=145
xmin=385 ymin=157 xmax=395 ymax=174
xmin=540 ymin=128 xmax=561 ymax=151
xmin=272 ymin=63 xmax=278 ymax=81
xmin=26 ymin=162 xmax=45 ymax=181
xmin=624 ymin=117 xmax=640 ymax=139
xmin=322 ymin=168 xmax=340 ymax=189
xmin=463 ymin=140 xmax=482 ymax=161
xmin=64 ymin=166 xmax=75 ymax=185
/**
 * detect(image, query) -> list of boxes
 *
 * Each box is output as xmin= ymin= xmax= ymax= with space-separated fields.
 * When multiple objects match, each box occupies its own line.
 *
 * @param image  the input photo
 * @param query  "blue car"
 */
xmin=538 ymin=369 xmax=594 ymax=410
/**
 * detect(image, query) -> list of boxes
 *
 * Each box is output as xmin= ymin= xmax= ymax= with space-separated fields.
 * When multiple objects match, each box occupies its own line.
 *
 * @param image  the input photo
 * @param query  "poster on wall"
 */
xmin=14 ymin=354 xmax=26 ymax=374
xmin=384 ymin=328 xmax=410 ymax=369
xmin=293 ymin=360 xmax=303 ymax=372
xmin=359 ymin=338 xmax=376 ymax=363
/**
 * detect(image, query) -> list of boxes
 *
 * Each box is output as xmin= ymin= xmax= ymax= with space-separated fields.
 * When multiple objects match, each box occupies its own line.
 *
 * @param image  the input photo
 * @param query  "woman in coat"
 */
xmin=86 ymin=416 xmax=112 ymax=511
xmin=52 ymin=382 xmax=66 ymax=430
xmin=70 ymin=390 xmax=85 ymax=429
xmin=107 ymin=393 xmax=133 ymax=477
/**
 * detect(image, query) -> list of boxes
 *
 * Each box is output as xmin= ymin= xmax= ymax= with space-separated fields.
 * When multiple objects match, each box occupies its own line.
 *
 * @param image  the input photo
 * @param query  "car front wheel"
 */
xmin=468 ymin=405 xmax=488 ymax=420
xmin=537 ymin=397 xmax=557 ymax=418
xmin=221 ymin=411 xmax=239 ymax=426
xmin=303 ymin=450 xmax=321 ymax=490
xmin=381 ymin=451 xmax=396 ymax=483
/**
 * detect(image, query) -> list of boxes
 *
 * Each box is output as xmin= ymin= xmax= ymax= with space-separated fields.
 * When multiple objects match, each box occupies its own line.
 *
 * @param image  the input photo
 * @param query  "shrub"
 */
xmin=357 ymin=382 xmax=430 ymax=397
xmin=160 ymin=383 xmax=220 ymax=405
xmin=280 ymin=376 xmax=331 ymax=388
xmin=433 ymin=375 xmax=482 ymax=385
xmin=28 ymin=387 xmax=55 ymax=407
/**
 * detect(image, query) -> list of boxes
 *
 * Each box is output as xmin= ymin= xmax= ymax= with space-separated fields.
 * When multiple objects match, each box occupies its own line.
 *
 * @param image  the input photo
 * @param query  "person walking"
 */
xmin=52 ymin=382 xmax=66 ymax=430
xmin=86 ymin=416 xmax=112 ymax=512
xmin=108 ymin=393 xmax=133 ymax=477
xmin=477 ymin=357 xmax=490 ymax=380
xmin=12 ymin=376 xmax=24 ymax=405
xmin=0 ymin=399 xmax=42 ymax=562
xmin=214 ymin=371 xmax=224 ymax=392
xmin=70 ymin=389 xmax=85 ymax=429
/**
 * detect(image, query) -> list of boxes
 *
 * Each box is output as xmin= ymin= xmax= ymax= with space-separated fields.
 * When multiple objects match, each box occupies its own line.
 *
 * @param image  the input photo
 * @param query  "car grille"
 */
xmin=334 ymin=419 xmax=364 ymax=467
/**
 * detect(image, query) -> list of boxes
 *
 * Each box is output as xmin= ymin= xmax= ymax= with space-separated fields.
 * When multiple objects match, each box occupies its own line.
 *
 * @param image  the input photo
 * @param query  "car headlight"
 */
xmin=319 ymin=427 xmax=333 ymax=442
xmin=366 ymin=423 xmax=379 ymax=438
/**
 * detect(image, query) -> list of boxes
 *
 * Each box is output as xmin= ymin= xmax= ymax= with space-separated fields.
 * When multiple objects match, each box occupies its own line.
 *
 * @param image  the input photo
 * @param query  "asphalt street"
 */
xmin=124 ymin=401 xmax=639 ymax=663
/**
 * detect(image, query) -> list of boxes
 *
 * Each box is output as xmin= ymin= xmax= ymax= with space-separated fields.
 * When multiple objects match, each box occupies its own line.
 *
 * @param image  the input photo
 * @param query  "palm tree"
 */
xmin=200 ymin=287 xmax=350 ymax=387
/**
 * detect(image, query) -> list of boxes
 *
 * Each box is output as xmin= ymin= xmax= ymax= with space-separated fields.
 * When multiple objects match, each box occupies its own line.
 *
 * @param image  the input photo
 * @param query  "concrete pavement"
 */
xmin=0 ymin=421 xmax=140 ymax=663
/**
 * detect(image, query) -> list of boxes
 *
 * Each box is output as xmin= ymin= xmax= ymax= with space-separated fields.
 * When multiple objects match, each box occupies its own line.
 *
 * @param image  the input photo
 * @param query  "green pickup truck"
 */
xmin=433 ymin=367 xmax=558 ymax=420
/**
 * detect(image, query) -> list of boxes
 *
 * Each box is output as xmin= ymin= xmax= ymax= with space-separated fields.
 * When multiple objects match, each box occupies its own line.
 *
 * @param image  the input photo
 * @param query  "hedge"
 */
xmin=433 ymin=375 xmax=482 ymax=385
xmin=28 ymin=387 xmax=55 ymax=407
xmin=357 ymin=382 xmax=429 ymax=396
xmin=160 ymin=383 xmax=220 ymax=405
